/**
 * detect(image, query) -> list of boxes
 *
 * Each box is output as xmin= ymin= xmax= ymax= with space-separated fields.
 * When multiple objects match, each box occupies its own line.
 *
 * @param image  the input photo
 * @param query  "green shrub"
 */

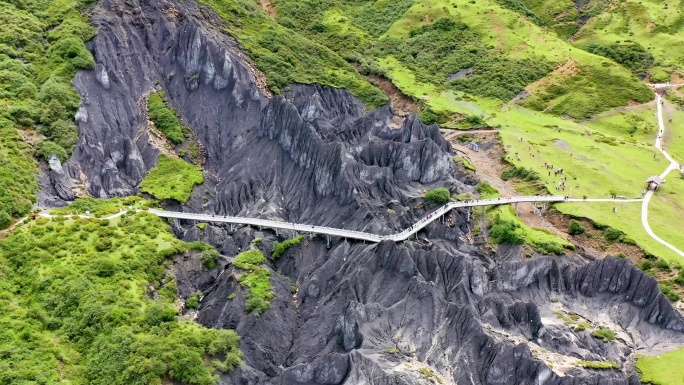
xmin=604 ymin=227 xmax=623 ymax=242
xmin=158 ymin=280 xmax=178 ymax=303
xmin=591 ymin=327 xmax=616 ymax=342
xmin=424 ymin=188 xmax=451 ymax=204
xmin=489 ymin=219 xmax=525 ymax=245
xmin=461 ymin=158 xmax=476 ymax=171
xmin=0 ymin=210 xmax=11 ymax=230
xmin=674 ymin=270 xmax=684 ymax=286
xmin=186 ymin=291 xmax=202 ymax=309
xmin=147 ymin=92 xmax=184 ymax=144
xmin=94 ymin=238 xmax=113 ymax=252
xmin=0 ymin=207 xmax=241 ymax=384
xmin=233 ymin=250 xmax=273 ymax=315
xmin=568 ymin=220 xmax=585 ymax=235
xmin=574 ymin=322 xmax=590 ymax=332
xmin=139 ymin=155 xmax=204 ymax=202
xmin=188 ymin=241 xmax=212 ymax=251
xmin=272 ymin=235 xmax=303 ymax=260
xmin=234 ymin=250 xmax=266 ymax=268
xmin=93 ymin=258 xmax=117 ymax=278
xmin=531 ymin=240 xmax=565 ymax=255
xmin=641 ymin=260 xmax=654 ymax=271
xmin=660 ymin=284 xmax=680 ymax=302
xmin=501 ymin=167 xmax=540 ymax=181
xmin=656 ymin=259 xmax=671 ymax=272
xmin=201 ymin=249 xmax=220 ymax=269
xmin=583 ymin=42 xmax=654 ymax=79
xmin=35 ymin=140 xmax=69 ymax=163
xmin=475 ymin=182 xmax=499 ymax=197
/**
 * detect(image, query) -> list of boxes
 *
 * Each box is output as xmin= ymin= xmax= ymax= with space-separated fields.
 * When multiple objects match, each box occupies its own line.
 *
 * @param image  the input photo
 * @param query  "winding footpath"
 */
xmin=641 ymin=93 xmax=684 ymax=257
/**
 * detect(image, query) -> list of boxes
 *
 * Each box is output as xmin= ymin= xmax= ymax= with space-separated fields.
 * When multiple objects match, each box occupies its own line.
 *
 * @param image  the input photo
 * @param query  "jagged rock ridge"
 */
xmin=41 ymin=0 xmax=684 ymax=383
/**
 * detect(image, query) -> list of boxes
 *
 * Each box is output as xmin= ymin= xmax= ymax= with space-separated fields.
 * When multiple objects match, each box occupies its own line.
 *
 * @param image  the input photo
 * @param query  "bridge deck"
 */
xmin=149 ymin=195 xmax=642 ymax=243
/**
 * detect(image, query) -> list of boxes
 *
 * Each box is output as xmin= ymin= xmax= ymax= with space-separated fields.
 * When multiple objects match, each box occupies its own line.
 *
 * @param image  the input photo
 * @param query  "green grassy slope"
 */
xmin=0 ymin=206 xmax=241 ymax=384
xmin=267 ymin=0 xmax=652 ymax=123
xmin=196 ymin=0 xmax=387 ymax=107
xmin=139 ymin=155 xmax=204 ymax=202
xmin=572 ymin=0 xmax=684 ymax=81
xmin=637 ymin=348 xmax=684 ymax=385
xmin=0 ymin=0 xmax=96 ymax=226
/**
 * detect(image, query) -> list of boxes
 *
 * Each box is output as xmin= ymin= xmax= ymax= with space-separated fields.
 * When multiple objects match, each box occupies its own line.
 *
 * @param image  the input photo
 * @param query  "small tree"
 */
xmin=201 ymin=249 xmax=220 ymax=269
xmin=605 ymin=227 xmax=622 ymax=242
xmin=568 ymin=220 xmax=585 ymax=235
xmin=185 ymin=291 xmax=202 ymax=309
xmin=424 ymin=188 xmax=450 ymax=204
xmin=489 ymin=220 xmax=525 ymax=245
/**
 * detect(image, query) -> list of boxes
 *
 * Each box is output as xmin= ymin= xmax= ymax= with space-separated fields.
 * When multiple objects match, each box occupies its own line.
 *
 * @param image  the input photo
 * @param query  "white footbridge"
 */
xmin=148 ymin=196 xmax=642 ymax=243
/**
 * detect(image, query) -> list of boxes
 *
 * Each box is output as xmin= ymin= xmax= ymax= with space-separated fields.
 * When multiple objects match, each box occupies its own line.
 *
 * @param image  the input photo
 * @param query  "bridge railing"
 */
xmin=148 ymin=195 xmax=577 ymax=242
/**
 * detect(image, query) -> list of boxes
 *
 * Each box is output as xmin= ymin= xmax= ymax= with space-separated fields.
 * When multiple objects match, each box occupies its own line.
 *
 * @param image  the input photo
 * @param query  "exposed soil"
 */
xmin=257 ymin=0 xmax=276 ymax=17
xmin=442 ymin=130 xmax=679 ymax=271
xmin=545 ymin=211 xmax=643 ymax=260
xmin=444 ymin=130 xmax=567 ymax=236
xmin=367 ymin=74 xmax=417 ymax=115
xmin=16 ymin=128 xmax=42 ymax=148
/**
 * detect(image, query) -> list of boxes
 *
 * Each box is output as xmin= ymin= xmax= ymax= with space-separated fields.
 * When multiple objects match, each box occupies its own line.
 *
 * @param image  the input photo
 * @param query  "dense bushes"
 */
xmin=568 ymin=219 xmax=586 ymax=235
xmin=424 ymin=187 xmax=451 ymax=204
xmin=201 ymin=249 xmax=220 ymax=269
xmin=233 ymin=250 xmax=273 ymax=314
xmin=0 ymin=1 xmax=96 ymax=224
xmin=35 ymin=140 xmax=69 ymax=162
xmin=501 ymin=166 xmax=540 ymax=181
xmin=0 ymin=207 xmax=241 ymax=384
xmin=186 ymin=291 xmax=202 ymax=309
xmin=476 ymin=182 xmax=499 ymax=197
xmin=591 ymin=327 xmax=616 ymax=342
xmin=604 ymin=227 xmax=623 ymax=242
xmin=139 ymin=155 xmax=204 ymax=202
xmin=524 ymin=65 xmax=653 ymax=119
xmin=272 ymin=235 xmax=304 ymax=260
xmin=449 ymin=57 xmax=553 ymax=101
xmin=489 ymin=219 xmax=525 ymax=245
xmin=197 ymin=0 xmax=386 ymax=107
xmin=583 ymin=43 xmax=654 ymax=79
xmin=352 ymin=0 xmax=416 ymax=37
xmin=378 ymin=16 xmax=553 ymax=100
xmin=147 ymin=92 xmax=184 ymax=144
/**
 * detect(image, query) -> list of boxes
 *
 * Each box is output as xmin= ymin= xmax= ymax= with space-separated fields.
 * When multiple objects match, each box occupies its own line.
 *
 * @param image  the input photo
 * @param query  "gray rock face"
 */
xmin=60 ymin=0 xmax=267 ymax=199
xmin=49 ymin=0 xmax=684 ymax=384
xmin=184 ymin=232 xmax=678 ymax=385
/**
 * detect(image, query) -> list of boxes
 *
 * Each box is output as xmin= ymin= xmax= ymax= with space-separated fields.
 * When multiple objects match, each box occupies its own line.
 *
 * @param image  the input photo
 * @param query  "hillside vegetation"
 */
xmin=139 ymin=155 xmax=204 ymax=202
xmin=260 ymin=0 xmax=653 ymax=122
xmin=0 ymin=208 xmax=241 ymax=384
xmin=0 ymin=0 xmax=96 ymax=225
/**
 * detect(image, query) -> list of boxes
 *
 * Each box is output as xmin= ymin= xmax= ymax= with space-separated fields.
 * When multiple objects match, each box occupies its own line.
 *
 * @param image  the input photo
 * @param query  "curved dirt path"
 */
xmin=641 ymin=93 xmax=684 ymax=257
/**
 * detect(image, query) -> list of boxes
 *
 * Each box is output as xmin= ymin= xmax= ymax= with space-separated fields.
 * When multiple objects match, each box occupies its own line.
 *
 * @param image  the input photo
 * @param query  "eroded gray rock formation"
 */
xmin=44 ymin=0 xmax=684 ymax=383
